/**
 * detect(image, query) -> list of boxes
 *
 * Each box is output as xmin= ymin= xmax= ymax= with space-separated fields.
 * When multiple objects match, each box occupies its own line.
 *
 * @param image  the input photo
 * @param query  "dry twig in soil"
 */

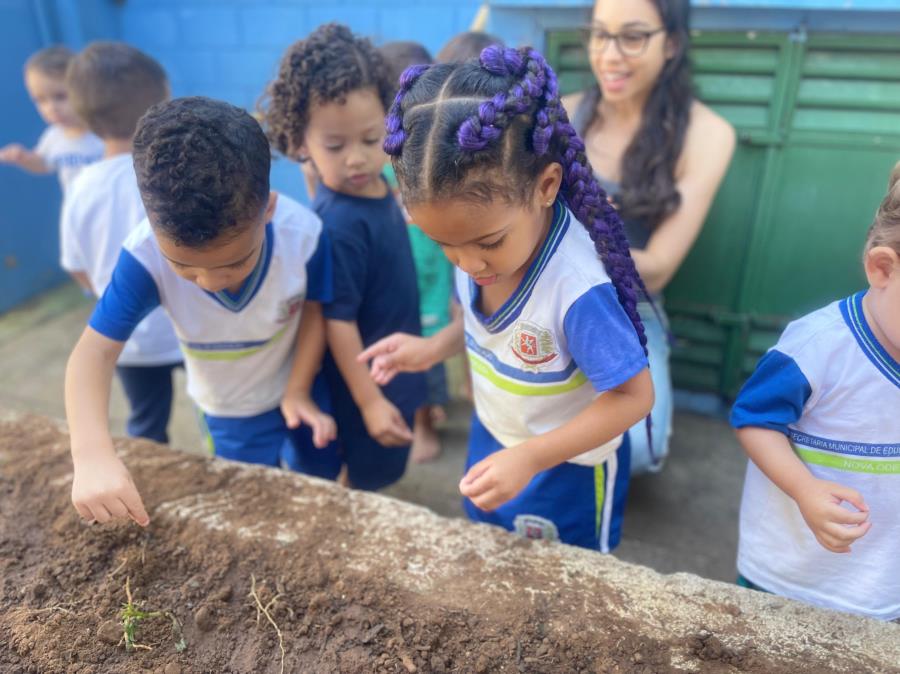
xmin=248 ymin=574 xmax=286 ymax=674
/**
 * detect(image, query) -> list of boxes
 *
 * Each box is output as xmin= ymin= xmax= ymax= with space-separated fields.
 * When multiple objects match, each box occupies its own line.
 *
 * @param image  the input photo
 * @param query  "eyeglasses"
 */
xmin=582 ymin=25 xmax=665 ymax=57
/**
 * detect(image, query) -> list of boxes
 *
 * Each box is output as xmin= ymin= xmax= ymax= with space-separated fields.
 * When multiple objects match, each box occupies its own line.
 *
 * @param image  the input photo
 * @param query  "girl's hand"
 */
xmin=459 ymin=446 xmax=538 ymax=512
xmin=357 ymin=333 xmax=434 ymax=385
xmin=280 ymin=391 xmax=337 ymax=448
xmin=361 ymin=396 xmax=413 ymax=447
xmin=794 ymin=479 xmax=871 ymax=553
xmin=71 ymin=451 xmax=149 ymax=527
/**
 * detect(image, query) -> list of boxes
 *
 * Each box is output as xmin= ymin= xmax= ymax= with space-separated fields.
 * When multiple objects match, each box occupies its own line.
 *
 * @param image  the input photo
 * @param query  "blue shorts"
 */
xmin=285 ymin=371 xmax=412 ymax=490
xmin=464 ymin=413 xmax=631 ymax=552
xmin=201 ymin=406 xmax=318 ymax=468
xmin=116 ymin=362 xmax=181 ymax=443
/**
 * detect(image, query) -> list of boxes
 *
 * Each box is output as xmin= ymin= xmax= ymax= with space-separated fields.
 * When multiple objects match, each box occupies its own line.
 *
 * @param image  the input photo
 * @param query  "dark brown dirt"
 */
xmin=0 ymin=416 xmax=892 ymax=673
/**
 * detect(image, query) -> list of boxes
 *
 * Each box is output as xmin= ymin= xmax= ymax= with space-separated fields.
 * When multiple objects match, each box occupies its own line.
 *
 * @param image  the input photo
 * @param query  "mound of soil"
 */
xmin=1 ymin=414 xmax=896 ymax=673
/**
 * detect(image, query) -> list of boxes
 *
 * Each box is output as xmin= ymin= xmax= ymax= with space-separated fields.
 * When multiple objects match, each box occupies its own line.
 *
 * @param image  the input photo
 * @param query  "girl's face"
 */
xmin=300 ymin=87 xmax=387 ymax=199
xmin=865 ymin=246 xmax=900 ymax=362
xmin=24 ymin=68 xmax=81 ymax=129
xmin=588 ymin=0 xmax=673 ymax=105
xmin=406 ymin=165 xmax=562 ymax=290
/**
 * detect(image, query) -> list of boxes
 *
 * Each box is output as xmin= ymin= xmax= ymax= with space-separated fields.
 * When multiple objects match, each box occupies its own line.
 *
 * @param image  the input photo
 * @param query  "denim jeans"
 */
xmin=627 ymin=301 xmax=673 ymax=474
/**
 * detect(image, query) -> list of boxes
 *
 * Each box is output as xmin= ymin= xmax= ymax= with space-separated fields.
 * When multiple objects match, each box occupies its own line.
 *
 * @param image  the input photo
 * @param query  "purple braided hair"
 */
xmin=456 ymin=46 xmax=650 ymax=354
xmin=384 ymin=63 xmax=431 ymax=156
xmin=384 ymin=45 xmax=654 ymax=446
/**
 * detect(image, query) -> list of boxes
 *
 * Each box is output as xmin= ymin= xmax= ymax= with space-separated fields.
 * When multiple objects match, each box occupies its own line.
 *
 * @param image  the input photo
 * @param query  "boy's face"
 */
xmin=154 ymin=194 xmax=276 ymax=295
xmin=300 ymin=87 xmax=387 ymax=199
xmin=25 ymin=68 xmax=81 ymax=129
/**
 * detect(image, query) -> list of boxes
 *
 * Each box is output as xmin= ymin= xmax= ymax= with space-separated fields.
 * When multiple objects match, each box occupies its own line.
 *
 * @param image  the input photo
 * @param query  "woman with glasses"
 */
xmin=564 ymin=0 xmax=735 ymax=475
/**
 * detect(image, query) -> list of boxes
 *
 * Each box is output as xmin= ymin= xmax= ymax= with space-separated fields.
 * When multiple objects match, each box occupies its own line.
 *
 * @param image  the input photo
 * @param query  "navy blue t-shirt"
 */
xmin=313 ymin=182 xmax=426 ymax=417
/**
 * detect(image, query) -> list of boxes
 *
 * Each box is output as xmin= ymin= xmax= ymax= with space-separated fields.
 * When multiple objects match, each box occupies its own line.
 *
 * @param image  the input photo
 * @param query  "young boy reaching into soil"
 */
xmin=359 ymin=46 xmax=654 ymax=551
xmin=730 ymin=162 xmax=900 ymax=621
xmin=66 ymin=97 xmax=335 ymax=526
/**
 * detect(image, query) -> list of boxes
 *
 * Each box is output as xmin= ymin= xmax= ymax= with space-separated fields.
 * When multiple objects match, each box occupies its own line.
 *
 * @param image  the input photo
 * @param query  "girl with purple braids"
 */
xmin=358 ymin=45 xmax=654 ymax=551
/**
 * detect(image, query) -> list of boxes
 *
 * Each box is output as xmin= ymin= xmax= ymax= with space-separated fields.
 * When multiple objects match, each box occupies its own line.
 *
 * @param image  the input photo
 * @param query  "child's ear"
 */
xmin=864 ymin=246 xmax=899 ymax=289
xmin=534 ymin=162 xmax=563 ymax=209
xmin=263 ymin=191 xmax=278 ymax=222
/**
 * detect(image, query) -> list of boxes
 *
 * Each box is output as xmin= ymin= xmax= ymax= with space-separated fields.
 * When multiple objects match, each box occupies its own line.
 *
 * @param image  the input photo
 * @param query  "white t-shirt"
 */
xmin=60 ymin=154 xmax=181 ymax=366
xmin=457 ymin=201 xmax=647 ymax=465
xmin=731 ymin=293 xmax=900 ymax=620
xmin=35 ymin=125 xmax=104 ymax=193
xmin=89 ymin=194 xmax=332 ymax=417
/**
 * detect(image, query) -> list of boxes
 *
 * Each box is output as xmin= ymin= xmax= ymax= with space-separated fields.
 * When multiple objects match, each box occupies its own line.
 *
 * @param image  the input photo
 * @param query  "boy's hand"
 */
xmin=0 ymin=143 xmax=28 ymax=165
xmin=361 ymin=396 xmax=413 ymax=447
xmin=281 ymin=391 xmax=337 ymax=448
xmin=459 ymin=446 xmax=538 ymax=512
xmin=71 ymin=451 xmax=149 ymax=527
xmin=357 ymin=333 xmax=434 ymax=386
xmin=794 ymin=479 xmax=871 ymax=553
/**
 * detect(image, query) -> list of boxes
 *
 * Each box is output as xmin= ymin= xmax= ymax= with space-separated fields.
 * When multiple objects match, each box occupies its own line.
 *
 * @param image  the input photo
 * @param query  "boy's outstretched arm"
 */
xmin=0 ymin=143 xmax=50 ymax=174
xmin=357 ymin=310 xmax=465 ymax=385
xmin=736 ymin=426 xmax=870 ymax=553
xmin=326 ymin=318 xmax=412 ymax=447
xmin=281 ymin=301 xmax=336 ymax=448
xmin=460 ymin=367 xmax=654 ymax=511
xmin=66 ymin=326 xmax=149 ymax=526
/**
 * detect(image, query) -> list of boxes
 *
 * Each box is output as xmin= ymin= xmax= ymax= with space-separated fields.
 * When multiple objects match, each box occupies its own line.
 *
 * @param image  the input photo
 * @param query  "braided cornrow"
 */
xmin=385 ymin=45 xmax=651 ymax=355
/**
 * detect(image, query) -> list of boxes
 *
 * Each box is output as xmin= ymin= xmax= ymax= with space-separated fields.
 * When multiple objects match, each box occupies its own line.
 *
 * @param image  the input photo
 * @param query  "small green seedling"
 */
xmin=120 ymin=576 xmax=187 ymax=653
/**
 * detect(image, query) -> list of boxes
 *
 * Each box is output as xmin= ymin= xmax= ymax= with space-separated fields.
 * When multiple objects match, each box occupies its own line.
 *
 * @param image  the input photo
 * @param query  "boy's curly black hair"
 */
xmin=133 ymin=97 xmax=270 ymax=249
xmin=261 ymin=23 xmax=394 ymax=157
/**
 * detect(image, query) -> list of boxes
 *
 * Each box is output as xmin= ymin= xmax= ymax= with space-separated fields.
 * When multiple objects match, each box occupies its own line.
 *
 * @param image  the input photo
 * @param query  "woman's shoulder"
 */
xmin=678 ymin=100 xmax=737 ymax=174
xmin=686 ymin=101 xmax=736 ymax=152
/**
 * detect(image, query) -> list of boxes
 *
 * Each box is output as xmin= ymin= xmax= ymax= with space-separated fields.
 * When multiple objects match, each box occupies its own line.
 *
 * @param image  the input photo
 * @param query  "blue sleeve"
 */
xmin=89 ymin=248 xmax=161 ymax=341
xmin=322 ymin=221 xmax=368 ymax=321
xmin=563 ymin=283 xmax=648 ymax=392
xmin=730 ymin=349 xmax=812 ymax=434
xmin=305 ymin=229 xmax=333 ymax=303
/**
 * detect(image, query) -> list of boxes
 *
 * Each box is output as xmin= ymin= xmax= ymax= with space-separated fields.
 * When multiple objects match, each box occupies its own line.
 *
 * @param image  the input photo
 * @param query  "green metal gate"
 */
xmin=547 ymin=29 xmax=900 ymax=398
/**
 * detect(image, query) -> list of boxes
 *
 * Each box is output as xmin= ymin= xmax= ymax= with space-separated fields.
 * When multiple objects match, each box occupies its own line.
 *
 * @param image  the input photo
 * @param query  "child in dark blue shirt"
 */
xmin=262 ymin=23 xmax=426 ymax=490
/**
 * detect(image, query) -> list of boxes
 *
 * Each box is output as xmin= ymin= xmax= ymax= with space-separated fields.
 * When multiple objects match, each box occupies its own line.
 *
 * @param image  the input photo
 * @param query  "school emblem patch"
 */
xmin=276 ymin=293 xmax=305 ymax=323
xmin=513 ymin=514 xmax=559 ymax=542
xmin=510 ymin=321 xmax=558 ymax=369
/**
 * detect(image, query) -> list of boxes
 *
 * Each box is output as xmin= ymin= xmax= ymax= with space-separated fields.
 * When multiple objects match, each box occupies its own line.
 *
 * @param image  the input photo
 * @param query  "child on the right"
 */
xmin=0 ymin=46 xmax=102 ymax=194
xmin=730 ymin=162 xmax=900 ymax=621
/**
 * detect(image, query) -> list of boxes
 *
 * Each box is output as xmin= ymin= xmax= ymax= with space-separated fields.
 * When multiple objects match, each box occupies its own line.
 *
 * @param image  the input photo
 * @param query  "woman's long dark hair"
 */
xmin=579 ymin=0 xmax=694 ymax=228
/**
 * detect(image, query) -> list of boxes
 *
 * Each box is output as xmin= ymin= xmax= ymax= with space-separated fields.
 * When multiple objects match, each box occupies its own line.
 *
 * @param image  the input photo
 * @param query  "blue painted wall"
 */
xmin=0 ymin=0 xmax=70 ymax=313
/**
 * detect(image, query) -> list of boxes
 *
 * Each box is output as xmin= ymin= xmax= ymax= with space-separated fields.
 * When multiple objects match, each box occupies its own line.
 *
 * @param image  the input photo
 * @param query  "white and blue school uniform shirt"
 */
xmin=89 ymin=194 xmax=332 ymax=422
xmin=61 ymin=153 xmax=181 ymax=366
xmin=35 ymin=124 xmax=103 ymax=193
xmin=731 ymin=292 xmax=900 ymax=620
xmin=458 ymin=200 xmax=648 ymax=551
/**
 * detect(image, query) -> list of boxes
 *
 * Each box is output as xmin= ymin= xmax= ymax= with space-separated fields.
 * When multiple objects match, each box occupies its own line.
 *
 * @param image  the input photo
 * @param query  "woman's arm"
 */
xmin=632 ymin=102 xmax=736 ymax=293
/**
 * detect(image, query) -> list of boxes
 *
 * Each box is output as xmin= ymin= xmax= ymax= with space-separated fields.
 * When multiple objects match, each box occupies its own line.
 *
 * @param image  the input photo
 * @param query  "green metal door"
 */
xmin=546 ymin=29 xmax=900 ymax=398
